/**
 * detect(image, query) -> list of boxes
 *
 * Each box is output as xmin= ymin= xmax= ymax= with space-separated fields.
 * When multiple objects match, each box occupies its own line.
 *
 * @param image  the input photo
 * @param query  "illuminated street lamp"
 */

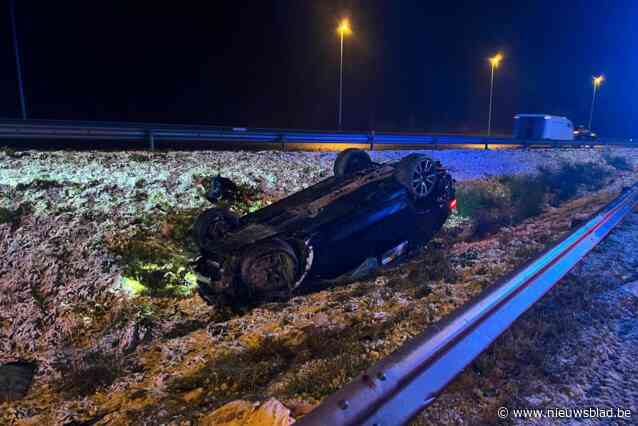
xmin=487 ymin=53 xmax=503 ymax=136
xmin=337 ymin=18 xmax=352 ymax=130
xmin=588 ymin=75 xmax=604 ymax=130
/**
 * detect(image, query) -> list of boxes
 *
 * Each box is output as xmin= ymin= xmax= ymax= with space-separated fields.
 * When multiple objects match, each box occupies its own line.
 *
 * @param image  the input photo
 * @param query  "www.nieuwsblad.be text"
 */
xmin=497 ymin=406 xmax=633 ymax=420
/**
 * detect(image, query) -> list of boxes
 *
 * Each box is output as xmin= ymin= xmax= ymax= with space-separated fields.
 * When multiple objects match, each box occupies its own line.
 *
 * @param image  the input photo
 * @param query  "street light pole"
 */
xmin=339 ymin=30 xmax=344 ymax=130
xmin=588 ymin=75 xmax=604 ymax=130
xmin=9 ymin=0 xmax=27 ymax=120
xmin=487 ymin=53 xmax=503 ymax=137
xmin=487 ymin=62 xmax=495 ymax=137
xmin=336 ymin=19 xmax=351 ymax=130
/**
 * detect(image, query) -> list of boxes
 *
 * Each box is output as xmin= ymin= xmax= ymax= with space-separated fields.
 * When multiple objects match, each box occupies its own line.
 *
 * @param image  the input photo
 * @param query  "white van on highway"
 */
xmin=513 ymin=114 xmax=574 ymax=140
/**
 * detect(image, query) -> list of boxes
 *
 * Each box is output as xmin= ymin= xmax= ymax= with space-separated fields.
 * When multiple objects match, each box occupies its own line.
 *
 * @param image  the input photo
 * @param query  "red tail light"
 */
xmin=449 ymin=198 xmax=457 ymax=209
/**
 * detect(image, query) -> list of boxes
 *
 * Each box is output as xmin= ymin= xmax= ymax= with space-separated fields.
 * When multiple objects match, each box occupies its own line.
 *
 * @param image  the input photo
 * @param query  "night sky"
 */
xmin=0 ymin=1 xmax=636 ymax=136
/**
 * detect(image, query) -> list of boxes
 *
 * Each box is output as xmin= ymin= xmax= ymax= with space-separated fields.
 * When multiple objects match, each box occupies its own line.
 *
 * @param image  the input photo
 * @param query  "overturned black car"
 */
xmin=193 ymin=149 xmax=455 ymax=305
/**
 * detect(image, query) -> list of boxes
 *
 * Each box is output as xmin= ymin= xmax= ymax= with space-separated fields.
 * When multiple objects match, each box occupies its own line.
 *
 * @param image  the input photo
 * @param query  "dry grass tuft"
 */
xmin=456 ymin=162 xmax=611 ymax=238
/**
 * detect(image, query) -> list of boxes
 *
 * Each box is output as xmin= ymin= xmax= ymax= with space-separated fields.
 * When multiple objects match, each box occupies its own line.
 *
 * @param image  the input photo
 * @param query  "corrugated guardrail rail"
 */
xmin=297 ymin=184 xmax=638 ymax=426
xmin=1 ymin=119 xmax=637 ymax=150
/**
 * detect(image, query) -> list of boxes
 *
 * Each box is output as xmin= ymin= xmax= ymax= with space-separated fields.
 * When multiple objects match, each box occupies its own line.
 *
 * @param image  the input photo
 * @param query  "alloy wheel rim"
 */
xmin=411 ymin=159 xmax=435 ymax=198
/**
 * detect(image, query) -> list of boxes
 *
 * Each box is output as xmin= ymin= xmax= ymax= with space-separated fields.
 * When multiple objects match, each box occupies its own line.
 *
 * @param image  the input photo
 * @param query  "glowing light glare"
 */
xmin=337 ymin=18 xmax=352 ymax=36
xmin=450 ymin=199 xmax=458 ymax=209
xmin=593 ymin=75 xmax=604 ymax=86
xmin=489 ymin=53 xmax=504 ymax=68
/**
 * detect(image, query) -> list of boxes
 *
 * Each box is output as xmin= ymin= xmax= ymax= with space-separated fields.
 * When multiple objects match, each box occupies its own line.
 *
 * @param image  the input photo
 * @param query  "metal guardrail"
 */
xmin=297 ymin=184 xmax=638 ymax=426
xmin=0 ymin=120 xmax=637 ymax=150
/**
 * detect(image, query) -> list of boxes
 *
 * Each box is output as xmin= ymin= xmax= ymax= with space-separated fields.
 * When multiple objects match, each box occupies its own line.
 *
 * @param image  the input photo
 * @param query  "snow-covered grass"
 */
xmin=3 ymin=147 xmax=637 ymax=215
xmin=370 ymin=147 xmax=638 ymax=180
xmin=1 ymin=146 xmax=637 ymax=424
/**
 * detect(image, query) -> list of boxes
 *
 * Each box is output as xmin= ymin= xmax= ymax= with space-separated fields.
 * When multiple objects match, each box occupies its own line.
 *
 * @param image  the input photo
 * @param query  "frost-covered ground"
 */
xmin=1 ymin=147 xmax=637 ymax=425
xmin=507 ymin=212 xmax=638 ymax=425
xmin=2 ymin=148 xmax=638 ymax=214
xmin=370 ymin=148 xmax=638 ymax=181
xmin=2 ymin=147 xmax=637 ymax=210
xmin=411 ymin=210 xmax=638 ymax=426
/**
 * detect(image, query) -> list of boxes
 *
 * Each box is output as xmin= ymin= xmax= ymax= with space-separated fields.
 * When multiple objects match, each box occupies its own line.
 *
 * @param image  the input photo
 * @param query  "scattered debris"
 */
xmin=0 ymin=203 xmax=31 ymax=230
xmin=201 ymin=399 xmax=294 ymax=426
xmin=0 ymin=362 xmax=37 ymax=402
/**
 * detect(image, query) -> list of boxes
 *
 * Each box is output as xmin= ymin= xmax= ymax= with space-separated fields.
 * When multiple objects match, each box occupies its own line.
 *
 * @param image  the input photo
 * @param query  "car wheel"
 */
xmin=394 ymin=154 xmax=438 ymax=199
xmin=334 ymin=148 xmax=372 ymax=177
xmin=193 ymin=208 xmax=239 ymax=248
xmin=240 ymin=239 xmax=300 ymax=296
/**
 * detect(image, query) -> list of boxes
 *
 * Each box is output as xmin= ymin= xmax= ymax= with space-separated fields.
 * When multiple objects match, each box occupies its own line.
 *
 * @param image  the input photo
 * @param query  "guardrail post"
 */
xmin=279 ymin=134 xmax=287 ymax=151
xmin=369 ymin=130 xmax=375 ymax=151
xmin=147 ymin=130 xmax=155 ymax=150
xmin=483 ymin=138 xmax=489 ymax=150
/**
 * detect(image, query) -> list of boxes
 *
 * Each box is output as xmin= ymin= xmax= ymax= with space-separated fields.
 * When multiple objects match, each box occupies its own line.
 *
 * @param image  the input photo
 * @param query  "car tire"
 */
xmin=239 ymin=239 xmax=300 ymax=296
xmin=394 ymin=154 xmax=438 ymax=199
xmin=334 ymin=148 xmax=372 ymax=177
xmin=193 ymin=208 xmax=239 ymax=249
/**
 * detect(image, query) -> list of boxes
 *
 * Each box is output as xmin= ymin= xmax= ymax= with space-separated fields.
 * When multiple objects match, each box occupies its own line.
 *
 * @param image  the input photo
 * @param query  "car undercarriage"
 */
xmin=193 ymin=149 xmax=455 ymax=305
